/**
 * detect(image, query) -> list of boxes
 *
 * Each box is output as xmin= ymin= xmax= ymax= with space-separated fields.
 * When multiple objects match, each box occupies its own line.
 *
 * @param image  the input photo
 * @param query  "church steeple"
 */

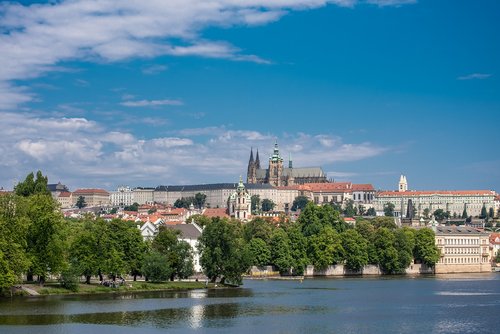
xmin=255 ymin=149 xmax=260 ymax=169
xmin=249 ymin=148 xmax=254 ymax=164
xmin=288 ymin=152 xmax=293 ymax=169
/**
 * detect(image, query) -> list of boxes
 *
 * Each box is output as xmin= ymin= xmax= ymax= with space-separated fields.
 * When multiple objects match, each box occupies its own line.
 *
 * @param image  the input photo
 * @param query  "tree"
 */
xmin=414 ymin=228 xmax=440 ymax=267
xmin=142 ymin=251 xmax=173 ymax=282
xmin=308 ymin=226 xmax=344 ymax=271
xmin=76 ymin=196 xmax=87 ymax=209
xmin=285 ymin=225 xmax=309 ymax=275
xmin=198 ymin=218 xmax=249 ymax=285
xmin=341 ymin=229 xmax=368 ymax=272
xmin=261 ymin=199 xmax=275 ymax=212
xmin=194 ymin=193 xmax=207 ymax=209
xmin=251 ymin=195 xmax=260 ymax=213
xmin=366 ymin=207 xmax=376 ymax=216
xmin=433 ymin=209 xmax=449 ymax=221
xmin=291 ymin=196 xmax=309 ymax=212
xmin=189 ymin=214 xmax=211 ymax=228
xmin=384 ymin=203 xmax=395 ymax=217
xmin=14 ymin=170 xmax=50 ymax=197
xmin=358 ymin=205 xmax=366 ymax=216
xmin=462 ymin=207 xmax=468 ymax=219
xmin=355 ymin=220 xmax=378 ymax=264
xmin=124 ymin=202 xmax=139 ymax=211
xmin=343 ymin=199 xmax=357 ymax=217
xmin=371 ymin=216 xmax=397 ymax=230
xmin=152 ymin=226 xmax=194 ymax=281
xmin=423 ymin=208 xmax=430 ymax=219
xmin=245 ymin=238 xmax=271 ymax=267
xmin=243 ymin=218 xmax=274 ymax=243
xmin=269 ymin=229 xmax=293 ymax=275
xmin=318 ymin=204 xmax=347 ymax=233
xmin=373 ymin=227 xmax=399 ymax=274
xmin=25 ymin=194 xmax=65 ymax=284
xmin=488 ymin=207 xmax=495 ymax=220
xmin=393 ymin=228 xmax=415 ymax=273
xmin=480 ymin=204 xmax=487 ymax=219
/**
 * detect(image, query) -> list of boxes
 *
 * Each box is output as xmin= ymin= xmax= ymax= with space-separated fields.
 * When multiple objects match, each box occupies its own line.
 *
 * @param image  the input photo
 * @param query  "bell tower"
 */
xmin=268 ymin=140 xmax=284 ymax=186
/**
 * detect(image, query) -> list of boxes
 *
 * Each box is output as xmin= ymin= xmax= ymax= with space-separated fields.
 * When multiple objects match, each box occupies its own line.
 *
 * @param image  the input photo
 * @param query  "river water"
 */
xmin=0 ymin=274 xmax=499 ymax=334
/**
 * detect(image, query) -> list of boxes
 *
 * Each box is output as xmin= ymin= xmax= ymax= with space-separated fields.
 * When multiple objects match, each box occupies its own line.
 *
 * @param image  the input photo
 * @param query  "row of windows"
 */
xmin=444 ymin=248 xmax=480 ymax=254
xmin=440 ymin=257 xmax=485 ymax=264
xmin=443 ymin=238 xmax=480 ymax=245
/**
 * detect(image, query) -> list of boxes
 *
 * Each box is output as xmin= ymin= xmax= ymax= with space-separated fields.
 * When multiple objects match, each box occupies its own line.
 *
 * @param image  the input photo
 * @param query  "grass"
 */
xmin=19 ymin=280 xmax=211 ymax=296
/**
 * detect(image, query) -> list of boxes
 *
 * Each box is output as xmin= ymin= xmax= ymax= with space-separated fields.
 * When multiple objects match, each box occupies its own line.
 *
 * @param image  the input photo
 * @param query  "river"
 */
xmin=0 ymin=273 xmax=499 ymax=333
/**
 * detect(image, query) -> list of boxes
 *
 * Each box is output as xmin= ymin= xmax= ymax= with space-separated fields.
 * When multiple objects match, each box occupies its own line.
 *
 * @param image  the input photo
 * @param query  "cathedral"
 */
xmin=246 ymin=141 xmax=328 ymax=187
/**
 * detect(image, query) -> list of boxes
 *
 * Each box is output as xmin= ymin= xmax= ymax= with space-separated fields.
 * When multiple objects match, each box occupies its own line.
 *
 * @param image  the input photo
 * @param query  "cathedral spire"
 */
xmin=289 ymin=152 xmax=293 ymax=169
xmin=249 ymin=147 xmax=254 ymax=163
xmin=255 ymin=149 xmax=260 ymax=169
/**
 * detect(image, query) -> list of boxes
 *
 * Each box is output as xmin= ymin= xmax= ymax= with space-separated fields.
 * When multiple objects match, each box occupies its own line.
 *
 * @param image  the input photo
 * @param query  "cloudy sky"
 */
xmin=0 ymin=0 xmax=499 ymax=192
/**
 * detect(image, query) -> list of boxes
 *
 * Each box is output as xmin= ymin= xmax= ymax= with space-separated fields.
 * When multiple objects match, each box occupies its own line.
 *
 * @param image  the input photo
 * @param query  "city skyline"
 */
xmin=1 ymin=0 xmax=499 ymax=192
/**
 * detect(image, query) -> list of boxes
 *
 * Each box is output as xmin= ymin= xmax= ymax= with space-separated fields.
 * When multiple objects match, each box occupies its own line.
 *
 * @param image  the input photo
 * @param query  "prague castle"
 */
xmin=246 ymin=141 xmax=328 ymax=186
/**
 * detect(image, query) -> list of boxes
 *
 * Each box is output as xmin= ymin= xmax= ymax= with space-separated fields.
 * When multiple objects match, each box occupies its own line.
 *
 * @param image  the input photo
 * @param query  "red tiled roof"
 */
xmin=352 ymin=184 xmax=375 ymax=191
xmin=302 ymin=182 xmax=353 ymax=193
xmin=377 ymin=190 xmax=495 ymax=196
xmin=58 ymin=191 xmax=72 ymax=197
xmin=202 ymin=208 xmax=229 ymax=218
xmin=73 ymin=188 xmax=110 ymax=195
xmin=490 ymin=233 xmax=500 ymax=244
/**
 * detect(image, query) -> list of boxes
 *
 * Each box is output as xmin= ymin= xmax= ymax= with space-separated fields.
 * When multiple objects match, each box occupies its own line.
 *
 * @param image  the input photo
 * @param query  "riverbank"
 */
xmin=6 ymin=281 xmax=213 ymax=298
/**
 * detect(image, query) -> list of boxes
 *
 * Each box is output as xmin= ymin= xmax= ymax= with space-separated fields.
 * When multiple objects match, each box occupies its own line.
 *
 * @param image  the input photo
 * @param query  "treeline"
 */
xmin=1 ymin=171 xmax=440 ymax=293
xmin=0 ymin=172 xmax=195 ymax=293
xmin=199 ymin=202 xmax=440 ymax=284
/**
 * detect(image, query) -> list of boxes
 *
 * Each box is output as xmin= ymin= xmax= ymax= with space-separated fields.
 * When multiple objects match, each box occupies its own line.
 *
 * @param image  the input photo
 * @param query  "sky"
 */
xmin=0 ymin=0 xmax=499 ymax=192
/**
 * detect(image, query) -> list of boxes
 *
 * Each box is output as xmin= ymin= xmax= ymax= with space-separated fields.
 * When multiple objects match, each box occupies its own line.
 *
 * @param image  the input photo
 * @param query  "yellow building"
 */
xmin=434 ymin=226 xmax=491 ymax=273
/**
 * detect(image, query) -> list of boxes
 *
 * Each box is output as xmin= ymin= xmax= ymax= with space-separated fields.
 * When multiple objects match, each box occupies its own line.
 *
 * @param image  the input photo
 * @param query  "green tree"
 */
xmin=384 ymin=202 xmax=395 ymax=217
xmin=69 ymin=219 xmax=100 ymax=284
xmin=198 ymin=218 xmax=249 ymax=285
xmin=142 ymin=251 xmax=173 ymax=282
xmin=152 ymin=226 xmax=194 ymax=281
xmin=358 ymin=205 xmax=366 ymax=216
xmin=242 ymin=218 xmax=274 ymax=243
xmin=366 ymin=207 xmax=376 ymax=216
xmin=261 ymin=199 xmax=275 ymax=212
xmin=308 ymin=226 xmax=344 ymax=270
xmin=245 ymin=238 xmax=271 ymax=266
xmin=433 ymin=209 xmax=449 ymax=221
xmin=124 ymin=202 xmax=139 ymax=211
xmin=269 ymin=229 xmax=293 ymax=275
xmin=488 ymin=207 xmax=494 ymax=220
xmin=14 ymin=170 xmax=50 ymax=197
xmin=76 ymin=196 xmax=86 ymax=209
xmin=285 ymin=225 xmax=309 ymax=275
xmin=251 ymin=195 xmax=261 ymax=213
xmin=341 ymin=229 xmax=368 ymax=272
xmin=291 ymin=196 xmax=309 ymax=212
xmin=174 ymin=197 xmax=194 ymax=209
xmin=423 ymin=208 xmax=430 ymax=219
xmin=318 ymin=204 xmax=347 ymax=233
xmin=393 ymin=228 xmax=415 ymax=273
xmin=189 ymin=214 xmax=211 ymax=228
xmin=0 ymin=251 xmax=17 ymax=293
xmin=298 ymin=202 xmax=322 ymax=237
xmin=194 ymin=193 xmax=207 ymax=209
xmin=414 ymin=228 xmax=440 ymax=267
xmin=371 ymin=216 xmax=397 ymax=230
xmin=462 ymin=207 xmax=468 ymax=219
xmin=25 ymin=194 xmax=65 ymax=284
xmin=374 ymin=227 xmax=399 ymax=274
xmin=480 ymin=204 xmax=487 ymax=219
xmin=343 ymin=199 xmax=357 ymax=217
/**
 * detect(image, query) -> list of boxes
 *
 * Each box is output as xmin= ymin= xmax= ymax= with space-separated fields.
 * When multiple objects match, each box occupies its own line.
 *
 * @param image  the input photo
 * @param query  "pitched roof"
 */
xmin=202 ymin=208 xmax=229 ymax=218
xmin=166 ymin=223 xmax=202 ymax=239
xmin=435 ymin=226 xmax=485 ymax=235
xmin=58 ymin=191 xmax=72 ymax=198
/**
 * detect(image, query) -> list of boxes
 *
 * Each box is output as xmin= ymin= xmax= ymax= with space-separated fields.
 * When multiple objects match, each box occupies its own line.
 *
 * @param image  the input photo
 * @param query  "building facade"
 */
xmin=374 ymin=176 xmax=496 ymax=218
xmin=72 ymin=188 xmax=110 ymax=207
xmin=228 ymin=178 xmax=251 ymax=220
xmin=247 ymin=141 xmax=328 ymax=186
xmin=299 ymin=182 xmax=375 ymax=208
xmin=434 ymin=226 xmax=491 ymax=273
xmin=110 ymin=186 xmax=134 ymax=206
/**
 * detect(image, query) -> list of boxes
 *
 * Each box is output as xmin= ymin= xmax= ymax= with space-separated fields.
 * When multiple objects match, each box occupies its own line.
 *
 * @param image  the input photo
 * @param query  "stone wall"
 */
xmin=304 ymin=264 xmax=434 ymax=277
xmin=435 ymin=262 xmax=492 ymax=274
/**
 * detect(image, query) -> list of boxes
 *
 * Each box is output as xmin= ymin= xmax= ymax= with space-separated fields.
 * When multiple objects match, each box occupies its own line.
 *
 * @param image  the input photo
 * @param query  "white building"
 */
xmin=229 ymin=178 xmax=251 ymax=221
xmin=110 ymin=186 xmax=134 ymax=206
xmin=374 ymin=176 xmax=496 ymax=218
xmin=133 ymin=187 xmax=155 ymax=205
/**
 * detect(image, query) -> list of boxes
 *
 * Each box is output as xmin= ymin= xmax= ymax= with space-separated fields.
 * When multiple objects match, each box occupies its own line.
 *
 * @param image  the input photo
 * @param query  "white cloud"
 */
xmin=0 ymin=111 xmax=389 ymax=189
xmin=0 ymin=0 xmax=414 ymax=109
xmin=366 ymin=0 xmax=417 ymax=7
xmin=457 ymin=73 xmax=492 ymax=80
xmin=120 ymin=99 xmax=183 ymax=107
xmin=142 ymin=64 xmax=168 ymax=75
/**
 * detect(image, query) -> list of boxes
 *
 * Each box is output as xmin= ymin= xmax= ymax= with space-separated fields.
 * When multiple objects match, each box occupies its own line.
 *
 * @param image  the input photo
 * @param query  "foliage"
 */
xmin=269 ymin=229 xmax=293 ymax=274
xmin=480 ymin=204 xmax=487 ymax=219
xmin=0 ymin=251 xmax=17 ymax=291
xmin=343 ymin=199 xmax=357 ymax=217
xmin=245 ymin=238 xmax=271 ymax=267
xmin=461 ymin=207 xmax=468 ymax=219
xmin=14 ymin=170 xmax=50 ymax=197
xmin=341 ymin=229 xmax=368 ymax=271
xmin=124 ymin=202 xmax=139 ymax=211
xmin=261 ymin=198 xmax=275 ymax=212
xmin=393 ymin=228 xmax=415 ymax=273
xmin=433 ymin=209 xmax=450 ymax=221
xmin=189 ymin=214 xmax=211 ymax=228
xmin=308 ymin=226 xmax=344 ymax=270
xmin=285 ymin=225 xmax=309 ymax=275
xmin=297 ymin=202 xmax=322 ymax=237
xmin=76 ymin=196 xmax=86 ymax=209
xmin=198 ymin=218 xmax=250 ymax=285
xmin=291 ymin=196 xmax=309 ymax=212
xmin=423 ymin=208 xmax=430 ymax=219
xmin=373 ymin=228 xmax=399 ymax=274
xmin=152 ymin=226 xmax=194 ymax=280
xmin=141 ymin=251 xmax=173 ymax=282
xmin=414 ymin=228 xmax=440 ymax=267
xmin=250 ymin=195 xmax=261 ymax=213
xmin=58 ymin=266 xmax=80 ymax=292
xmin=384 ymin=202 xmax=395 ymax=217
xmin=371 ymin=216 xmax=397 ymax=230
xmin=366 ymin=207 xmax=376 ymax=216
xmin=194 ymin=193 xmax=207 ymax=209
xmin=243 ymin=218 xmax=274 ymax=243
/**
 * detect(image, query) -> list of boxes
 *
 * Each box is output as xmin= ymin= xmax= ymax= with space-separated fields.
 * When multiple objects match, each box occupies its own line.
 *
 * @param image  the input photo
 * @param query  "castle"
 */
xmin=246 ymin=141 xmax=328 ymax=187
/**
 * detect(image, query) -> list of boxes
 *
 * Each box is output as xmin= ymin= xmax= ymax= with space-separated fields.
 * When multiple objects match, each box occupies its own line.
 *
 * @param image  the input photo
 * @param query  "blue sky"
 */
xmin=0 ymin=0 xmax=499 ymax=192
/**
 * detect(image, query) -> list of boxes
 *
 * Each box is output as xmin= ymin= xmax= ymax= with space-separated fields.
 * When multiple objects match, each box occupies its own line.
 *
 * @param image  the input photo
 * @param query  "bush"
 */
xmin=58 ymin=267 xmax=80 ymax=292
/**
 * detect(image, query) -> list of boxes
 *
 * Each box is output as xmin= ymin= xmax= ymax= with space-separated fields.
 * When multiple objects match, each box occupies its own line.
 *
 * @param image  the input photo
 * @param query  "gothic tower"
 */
xmin=247 ymin=148 xmax=255 ymax=183
xmin=398 ymin=175 xmax=408 ymax=192
xmin=268 ymin=140 xmax=284 ymax=186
